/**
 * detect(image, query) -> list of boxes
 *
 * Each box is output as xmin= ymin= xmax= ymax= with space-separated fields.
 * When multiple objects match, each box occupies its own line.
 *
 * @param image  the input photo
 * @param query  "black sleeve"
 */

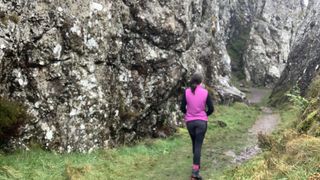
xmin=206 ymin=93 xmax=214 ymax=116
xmin=180 ymin=90 xmax=187 ymax=114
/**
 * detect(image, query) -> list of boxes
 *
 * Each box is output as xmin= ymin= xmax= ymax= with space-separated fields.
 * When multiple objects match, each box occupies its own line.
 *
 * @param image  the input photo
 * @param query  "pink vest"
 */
xmin=184 ymin=85 xmax=208 ymax=121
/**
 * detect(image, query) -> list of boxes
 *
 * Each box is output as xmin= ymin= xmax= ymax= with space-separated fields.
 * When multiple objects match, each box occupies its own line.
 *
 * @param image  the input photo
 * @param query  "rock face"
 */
xmin=243 ymin=0 xmax=304 ymax=86
xmin=1 ymin=0 xmax=319 ymax=152
xmin=0 ymin=0 xmax=245 ymax=152
xmin=270 ymin=0 xmax=320 ymax=104
xmin=227 ymin=0 xmax=312 ymax=87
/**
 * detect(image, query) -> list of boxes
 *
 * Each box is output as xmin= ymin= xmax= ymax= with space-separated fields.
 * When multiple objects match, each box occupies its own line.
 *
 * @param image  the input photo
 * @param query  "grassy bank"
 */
xmin=0 ymin=103 xmax=260 ymax=180
xmin=226 ymin=106 xmax=320 ymax=180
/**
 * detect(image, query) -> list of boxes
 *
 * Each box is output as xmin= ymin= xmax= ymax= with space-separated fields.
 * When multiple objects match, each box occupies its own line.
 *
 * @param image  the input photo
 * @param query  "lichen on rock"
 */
xmin=4 ymin=0 xmax=317 ymax=152
xmin=0 ymin=0 xmax=246 ymax=152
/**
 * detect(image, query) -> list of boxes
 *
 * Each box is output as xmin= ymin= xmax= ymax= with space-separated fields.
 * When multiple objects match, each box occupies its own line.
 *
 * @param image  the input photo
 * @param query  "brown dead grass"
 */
xmin=65 ymin=164 xmax=92 ymax=180
xmin=230 ymin=130 xmax=320 ymax=179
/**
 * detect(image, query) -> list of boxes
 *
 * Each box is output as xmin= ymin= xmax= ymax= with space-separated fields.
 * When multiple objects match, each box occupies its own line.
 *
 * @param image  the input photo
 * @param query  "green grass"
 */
xmin=275 ymin=105 xmax=300 ymax=131
xmin=0 ymin=103 xmax=260 ymax=180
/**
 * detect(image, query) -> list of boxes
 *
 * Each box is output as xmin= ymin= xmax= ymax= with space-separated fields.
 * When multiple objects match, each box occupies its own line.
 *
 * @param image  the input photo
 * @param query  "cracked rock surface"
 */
xmin=0 ymin=0 xmax=319 ymax=152
xmin=0 ymin=0 xmax=244 ymax=152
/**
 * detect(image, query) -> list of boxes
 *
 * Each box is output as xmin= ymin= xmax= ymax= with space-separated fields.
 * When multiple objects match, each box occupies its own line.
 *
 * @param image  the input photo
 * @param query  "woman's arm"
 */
xmin=206 ymin=93 xmax=214 ymax=116
xmin=180 ymin=90 xmax=187 ymax=114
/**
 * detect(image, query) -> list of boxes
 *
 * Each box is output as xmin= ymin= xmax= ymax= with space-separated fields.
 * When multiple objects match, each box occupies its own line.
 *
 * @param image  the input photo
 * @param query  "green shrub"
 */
xmin=0 ymin=97 xmax=30 ymax=145
xmin=286 ymin=86 xmax=309 ymax=110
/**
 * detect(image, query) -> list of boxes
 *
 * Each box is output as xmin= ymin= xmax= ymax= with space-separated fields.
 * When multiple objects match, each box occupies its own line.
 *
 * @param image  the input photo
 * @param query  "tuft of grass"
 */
xmin=65 ymin=164 xmax=92 ymax=180
xmin=8 ymin=13 xmax=20 ymax=24
xmin=0 ymin=165 xmax=22 ymax=179
xmin=0 ymin=12 xmax=20 ymax=27
xmin=286 ymin=135 xmax=320 ymax=163
xmin=0 ymin=97 xmax=30 ymax=146
xmin=0 ymin=103 xmax=260 ymax=179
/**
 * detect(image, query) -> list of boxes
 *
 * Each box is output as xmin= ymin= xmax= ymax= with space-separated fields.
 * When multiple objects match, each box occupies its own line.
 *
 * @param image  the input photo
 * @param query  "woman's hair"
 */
xmin=190 ymin=73 xmax=203 ymax=94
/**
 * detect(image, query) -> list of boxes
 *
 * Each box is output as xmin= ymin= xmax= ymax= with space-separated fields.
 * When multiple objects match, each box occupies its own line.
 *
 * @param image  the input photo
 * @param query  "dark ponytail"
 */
xmin=190 ymin=73 xmax=203 ymax=94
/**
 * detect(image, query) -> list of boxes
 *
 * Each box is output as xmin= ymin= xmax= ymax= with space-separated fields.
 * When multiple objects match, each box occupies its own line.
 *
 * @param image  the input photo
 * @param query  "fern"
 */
xmin=286 ymin=86 xmax=309 ymax=110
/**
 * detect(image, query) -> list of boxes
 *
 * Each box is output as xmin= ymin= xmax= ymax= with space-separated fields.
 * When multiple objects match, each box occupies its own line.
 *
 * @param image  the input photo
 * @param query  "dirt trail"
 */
xmin=224 ymin=88 xmax=280 ymax=163
xmin=248 ymin=88 xmax=280 ymax=135
xmin=249 ymin=107 xmax=280 ymax=135
xmin=246 ymin=88 xmax=271 ymax=105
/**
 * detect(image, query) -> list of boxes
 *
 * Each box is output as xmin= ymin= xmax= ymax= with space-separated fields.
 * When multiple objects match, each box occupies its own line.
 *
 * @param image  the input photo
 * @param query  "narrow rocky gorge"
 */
xmin=0 ymin=0 xmax=319 ymax=152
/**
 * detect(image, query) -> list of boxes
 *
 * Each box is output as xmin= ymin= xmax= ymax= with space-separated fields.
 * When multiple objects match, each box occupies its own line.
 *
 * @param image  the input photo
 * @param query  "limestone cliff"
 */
xmin=0 ymin=0 xmax=244 ymax=152
xmin=270 ymin=0 xmax=320 ymax=104
xmin=1 ymin=0 xmax=319 ymax=152
xmin=227 ymin=0 xmax=311 ymax=87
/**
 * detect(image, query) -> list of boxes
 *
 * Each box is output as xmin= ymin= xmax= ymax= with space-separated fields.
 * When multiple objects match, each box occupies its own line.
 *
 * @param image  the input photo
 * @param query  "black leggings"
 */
xmin=186 ymin=120 xmax=207 ymax=165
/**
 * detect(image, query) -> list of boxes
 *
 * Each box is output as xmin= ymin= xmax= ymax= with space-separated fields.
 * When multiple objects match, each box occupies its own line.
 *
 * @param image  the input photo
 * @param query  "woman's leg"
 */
xmin=187 ymin=121 xmax=207 ymax=168
xmin=187 ymin=121 xmax=196 ymax=154
xmin=193 ymin=121 xmax=207 ymax=166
